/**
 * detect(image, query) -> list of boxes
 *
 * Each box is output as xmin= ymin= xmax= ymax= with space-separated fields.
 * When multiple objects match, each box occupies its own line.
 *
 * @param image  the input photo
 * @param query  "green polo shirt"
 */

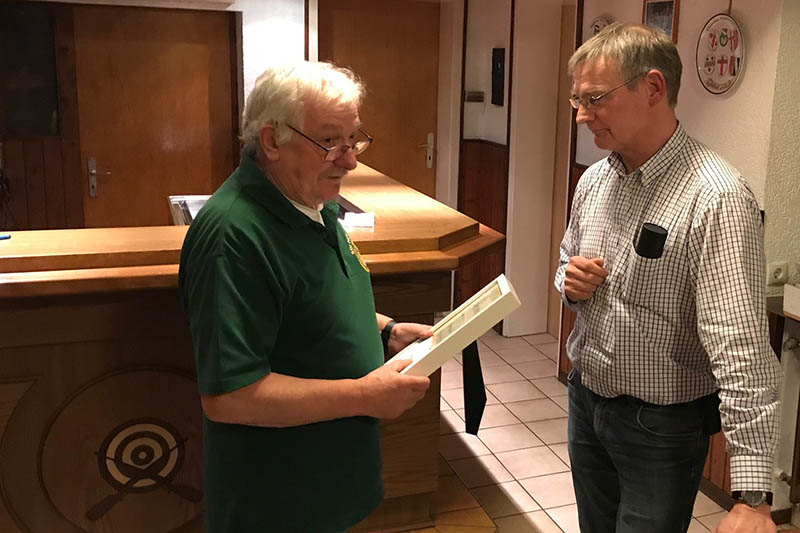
xmin=178 ymin=154 xmax=384 ymax=532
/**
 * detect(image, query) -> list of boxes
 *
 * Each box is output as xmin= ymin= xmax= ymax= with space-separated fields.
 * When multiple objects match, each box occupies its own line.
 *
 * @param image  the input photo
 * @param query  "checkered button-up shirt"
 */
xmin=555 ymin=124 xmax=781 ymax=491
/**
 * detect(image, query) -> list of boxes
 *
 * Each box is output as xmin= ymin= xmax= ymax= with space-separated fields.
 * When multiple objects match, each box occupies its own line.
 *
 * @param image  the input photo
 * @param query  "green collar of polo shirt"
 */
xmin=236 ymin=152 xmax=320 ymax=230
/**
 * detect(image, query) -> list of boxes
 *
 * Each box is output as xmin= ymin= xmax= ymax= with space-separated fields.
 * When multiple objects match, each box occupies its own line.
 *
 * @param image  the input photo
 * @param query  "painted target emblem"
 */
xmin=86 ymin=418 xmax=201 ymax=521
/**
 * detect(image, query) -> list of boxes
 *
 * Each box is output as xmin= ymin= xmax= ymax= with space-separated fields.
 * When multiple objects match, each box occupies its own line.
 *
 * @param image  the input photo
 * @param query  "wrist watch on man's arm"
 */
xmin=381 ymin=320 xmax=396 ymax=354
xmin=731 ymin=490 xmax=773 ymax=507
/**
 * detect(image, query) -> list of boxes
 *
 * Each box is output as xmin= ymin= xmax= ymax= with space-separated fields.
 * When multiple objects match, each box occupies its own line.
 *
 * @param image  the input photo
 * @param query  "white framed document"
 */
xmin=386 ymin=273 xmax=521 ymax=376
xmin=167 ymin=195 xmax=210 ymax=225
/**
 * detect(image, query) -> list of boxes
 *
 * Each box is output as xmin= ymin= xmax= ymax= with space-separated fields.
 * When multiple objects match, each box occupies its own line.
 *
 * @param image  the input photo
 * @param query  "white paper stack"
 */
xmin=386 ymin=273 xmax=521 ymax=377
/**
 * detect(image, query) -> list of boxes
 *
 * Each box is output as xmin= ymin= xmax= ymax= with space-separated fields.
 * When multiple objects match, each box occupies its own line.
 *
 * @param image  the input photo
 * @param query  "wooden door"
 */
xmin=73 ymin=5 xmax=237 ymax=228
xmin=318 ymin=0 xmax=439 ymax=197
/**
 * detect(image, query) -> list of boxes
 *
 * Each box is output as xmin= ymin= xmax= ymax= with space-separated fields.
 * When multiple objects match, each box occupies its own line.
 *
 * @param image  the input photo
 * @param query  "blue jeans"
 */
xmin=567 ymin=370 xmax=719 ymax=533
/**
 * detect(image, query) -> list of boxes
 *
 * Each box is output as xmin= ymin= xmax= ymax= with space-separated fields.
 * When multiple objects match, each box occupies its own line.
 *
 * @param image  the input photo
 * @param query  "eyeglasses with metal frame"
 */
xmin=569 ymin=74 xmax=645 ymax=110
xmin=287 ymin=125 xmax=373 ymax=161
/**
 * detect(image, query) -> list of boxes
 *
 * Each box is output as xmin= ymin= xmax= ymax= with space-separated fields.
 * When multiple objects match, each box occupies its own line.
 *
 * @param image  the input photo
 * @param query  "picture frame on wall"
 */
xmin=642 ymin=0 xmax=680 ymax=43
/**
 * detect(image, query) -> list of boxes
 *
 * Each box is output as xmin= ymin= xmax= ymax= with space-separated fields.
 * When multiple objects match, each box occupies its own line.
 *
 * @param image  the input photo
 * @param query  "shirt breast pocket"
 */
xmin=622 ymin=247 xmax=674 ymax=308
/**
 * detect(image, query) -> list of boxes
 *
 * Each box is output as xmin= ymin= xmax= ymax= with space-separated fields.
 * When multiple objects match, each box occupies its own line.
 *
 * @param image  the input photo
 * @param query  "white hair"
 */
xmin=241 ymin=61 xmax=365 ymax=153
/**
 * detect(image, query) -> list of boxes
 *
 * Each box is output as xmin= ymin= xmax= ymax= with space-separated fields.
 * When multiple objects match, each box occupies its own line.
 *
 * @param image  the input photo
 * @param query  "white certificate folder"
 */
xmin=386 ymin=274 xmax=521 ymax=377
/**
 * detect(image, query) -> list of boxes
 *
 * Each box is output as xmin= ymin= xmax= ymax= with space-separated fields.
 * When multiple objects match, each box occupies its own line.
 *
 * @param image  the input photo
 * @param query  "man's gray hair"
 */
xmin=241 ymin=61 xmax=365 ymax=152
xmin=568 ymin=22 xmax=682 ymax=107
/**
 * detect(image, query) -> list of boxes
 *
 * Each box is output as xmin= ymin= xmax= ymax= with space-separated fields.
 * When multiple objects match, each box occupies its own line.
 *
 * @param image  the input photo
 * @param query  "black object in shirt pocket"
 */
xmin=634 ymin=223 xmax=668 ymax=259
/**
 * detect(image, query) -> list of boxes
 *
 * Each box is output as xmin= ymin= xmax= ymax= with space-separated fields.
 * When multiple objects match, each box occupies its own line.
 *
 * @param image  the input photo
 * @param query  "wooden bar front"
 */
xmin=0 ymin=164 xmax=503 ymax=532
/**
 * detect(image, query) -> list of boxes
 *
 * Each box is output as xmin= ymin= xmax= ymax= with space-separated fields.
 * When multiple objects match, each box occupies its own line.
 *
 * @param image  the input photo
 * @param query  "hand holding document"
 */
xmin=385 ymin=274 xmax=521 ymax=376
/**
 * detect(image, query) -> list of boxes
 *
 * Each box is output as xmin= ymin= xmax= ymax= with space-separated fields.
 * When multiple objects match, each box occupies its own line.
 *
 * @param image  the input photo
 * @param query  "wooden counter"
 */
xmin=0 ymin=164 xmax=503 ymax=533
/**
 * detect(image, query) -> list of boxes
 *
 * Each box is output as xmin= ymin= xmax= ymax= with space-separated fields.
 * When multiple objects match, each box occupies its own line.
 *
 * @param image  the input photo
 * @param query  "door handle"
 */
xmin=88 ymin=157 xmax=112 ymax=198
xmin=416 ymin=132 xmax=434 ymax=169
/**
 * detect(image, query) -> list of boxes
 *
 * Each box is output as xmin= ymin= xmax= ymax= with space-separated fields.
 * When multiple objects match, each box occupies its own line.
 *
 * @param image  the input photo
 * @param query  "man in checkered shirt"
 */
xmin=555 ymin=22 xmax=780 ymax=533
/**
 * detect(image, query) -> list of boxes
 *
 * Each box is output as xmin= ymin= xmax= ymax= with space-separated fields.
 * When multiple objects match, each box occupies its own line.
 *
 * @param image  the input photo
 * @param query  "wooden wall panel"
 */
xmin=42 ymin=138 xmax=66 ymax=228
xmin=455 ymin=140 xmax=508 ymax=307
xmin=3 ymin=140 xmax=28 ymax=229
xmin=1 ymin=5 xmax=83 ymax=231
xmin=23 ymin=141 xmax=47 ymax=229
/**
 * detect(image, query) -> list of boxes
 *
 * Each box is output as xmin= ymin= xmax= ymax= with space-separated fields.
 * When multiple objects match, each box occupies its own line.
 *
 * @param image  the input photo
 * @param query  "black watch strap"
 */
xmin=731 ymin=490 xmax=773 ymax=507
xmin=381 ymin=320 xmax=396 ymax=354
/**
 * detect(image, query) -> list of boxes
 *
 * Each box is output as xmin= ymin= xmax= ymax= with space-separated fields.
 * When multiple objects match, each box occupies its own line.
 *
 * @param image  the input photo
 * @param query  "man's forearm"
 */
xmin=201 ymin=371 xmax=366 ymax=428
xmin=376 ymin=312 xmax=393 ymax=332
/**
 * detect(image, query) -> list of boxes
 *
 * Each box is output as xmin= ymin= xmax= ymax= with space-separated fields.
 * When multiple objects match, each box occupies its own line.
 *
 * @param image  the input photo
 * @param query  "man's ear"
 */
xmin=258 ymin=125 xmax=281 ymax=161
xmin=644 ymin=69 xmax=668 ymax=107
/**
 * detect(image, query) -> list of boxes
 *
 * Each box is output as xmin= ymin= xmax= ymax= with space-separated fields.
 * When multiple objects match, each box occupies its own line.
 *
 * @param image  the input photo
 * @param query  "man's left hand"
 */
xmin=714 ymin=503 xmax=776 ymax=533
xmin=387 ymin=322 xmax=433 ymax=357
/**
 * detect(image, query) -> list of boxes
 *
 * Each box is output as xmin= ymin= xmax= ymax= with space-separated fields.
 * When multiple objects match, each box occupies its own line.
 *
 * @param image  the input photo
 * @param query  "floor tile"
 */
xmin=488 ymin=381 xmax=546 ymax=403
xmin=530 ymin=377 xmax=567 ymax=397
xmin=441 ymin=388 xmax=500 ymax=410
xmin=441 ymin=396 xmax=452 ymax=411
xmin=496 ymin=446 xmax=569 ymax=479
xmin=449 ymin=454 xmax=514 ymax=488
xmin=688 ymin=518 xmax=710 ymax=532
xmin=535 ymin=342 xmax=560 ymax=361
xmin=431 ymin=474 xmax=481 ymax=514
xmin=454 ymin=404 xmax=520 ymax=429
xmin=471 ymin=481 xmax=541 ymax=518
xmin=481 ymin=363 xmax=526 ymax=385
xmin=525 ymin=418 xmax=568 ymax=445
xmin=551 ymin=395 xmax=569 ymax=413
xmin=478 ymin=423 xmax=543 ymax=454
xmin=692 ymin=490 xmax=724 ymax=517
xmin=524 ymin=333 xmax=558 ymax=346
xmin=439 ymin=432 xmax=491 ymax=460
xmin=548 ymin=443 xmax=571 ymax=468
xmin=442 ymin=358 xmax=462 ymax=373
xmin=478 ymin=344 xmax=509 ymax=367
xmin=439 ymin=454 xmax=454 ymax=476
xmin=505 ymin=398 xmax=566 ymax=423
xmin=546 ymin=504 xmax=580 ymax=533
xmin=441 ymin=388 xmax=466 ymax=409
xmin=494 ymin=510 xmax=563 ymax=533
xmin=519 ymin=472 xmax=576 ymax=509
xmin=432 ymin=506 xmax=496 ymax=528
xmin=512 ymin=360 xmax=557 ymax=380
xmin=495 ymin=345 xmax=549 ymax=364
xmin=486 ymin=389 xmax=501 ymax=406
xmin=697 ymin=511 xmax=726 ymax=530
xmin=481 ymin=334 xmax=531 ymax=352
xmin=441 ymin=410 xmax=465 ymax=435
xmin=441 ymin=370 xmax=463 ymax=390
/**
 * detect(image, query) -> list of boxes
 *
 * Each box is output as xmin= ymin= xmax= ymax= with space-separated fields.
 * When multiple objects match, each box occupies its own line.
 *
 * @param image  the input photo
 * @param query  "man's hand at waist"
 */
xmin=564 ymin=256 xmax=609 ymax=302
xmin=714 ymin=503 xmax=775 ymax=533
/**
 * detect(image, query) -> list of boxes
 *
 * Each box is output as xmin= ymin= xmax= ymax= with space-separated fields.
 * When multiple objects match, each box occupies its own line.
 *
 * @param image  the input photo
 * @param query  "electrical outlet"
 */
xmin=767 ymin=261 xmax=789 ymax=286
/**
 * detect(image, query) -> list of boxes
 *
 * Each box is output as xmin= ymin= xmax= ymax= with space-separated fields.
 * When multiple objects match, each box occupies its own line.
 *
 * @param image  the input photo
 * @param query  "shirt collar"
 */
xmin=235 ymin=152 xmax=326 ymax=229
xmin=607 ymin=123 xmax=688 ymax=186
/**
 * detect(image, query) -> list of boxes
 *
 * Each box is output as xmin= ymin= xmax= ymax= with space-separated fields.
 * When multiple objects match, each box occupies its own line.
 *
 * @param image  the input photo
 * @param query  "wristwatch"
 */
xmin=731 ymin=490 xmax=773 ymax=507
xmin=381 ymin=320 xmax=396 ymax=354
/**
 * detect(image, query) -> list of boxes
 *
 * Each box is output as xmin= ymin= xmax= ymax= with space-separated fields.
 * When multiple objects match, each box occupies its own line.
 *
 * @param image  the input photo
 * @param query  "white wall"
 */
xmin=576 ymin=0 xmax=783 ymax=206
xmin=229 ymin=0 xmax=306 ymax=98
xmin=767 ymin=0 xmax=800 ymax=514
xmin=764 ymin=0 xmax=800 ymax=295
xmin=462 ymin=0 xmax=512 ymax=144
xmin=503 ymin=0 xmax=562 ymax=336
xmin=436 ymin=0 xmax=465 ymax=209
xmin=576 ymin=0 xmax=640 ymax=166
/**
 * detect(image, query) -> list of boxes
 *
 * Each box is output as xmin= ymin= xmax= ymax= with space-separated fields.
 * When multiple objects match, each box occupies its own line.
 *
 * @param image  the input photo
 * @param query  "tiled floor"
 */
xmin=408 ymin=329 xmax=798 ymax=533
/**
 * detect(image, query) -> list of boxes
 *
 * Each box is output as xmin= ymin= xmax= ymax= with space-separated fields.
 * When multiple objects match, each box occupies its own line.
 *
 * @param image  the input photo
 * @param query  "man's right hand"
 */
xmin=358 ymin=359 xmax=430 ymax=419
xmin=564 ymin=256 xmax=609 ymax=301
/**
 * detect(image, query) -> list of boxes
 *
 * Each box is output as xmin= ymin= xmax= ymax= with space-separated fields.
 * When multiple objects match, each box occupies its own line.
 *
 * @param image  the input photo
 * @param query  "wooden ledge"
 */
xmin=0 ymin=226 xmax=503 ymax=297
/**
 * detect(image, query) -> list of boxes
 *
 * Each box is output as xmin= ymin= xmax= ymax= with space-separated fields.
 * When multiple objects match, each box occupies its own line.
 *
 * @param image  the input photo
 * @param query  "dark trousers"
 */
xmin=567 ymin=370 xmax=719 ymax=533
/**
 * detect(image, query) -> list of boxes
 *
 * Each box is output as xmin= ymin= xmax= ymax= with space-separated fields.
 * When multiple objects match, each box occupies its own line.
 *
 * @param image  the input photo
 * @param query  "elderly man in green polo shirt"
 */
xmin=178 ymin=62 xmax=432 ymax=532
